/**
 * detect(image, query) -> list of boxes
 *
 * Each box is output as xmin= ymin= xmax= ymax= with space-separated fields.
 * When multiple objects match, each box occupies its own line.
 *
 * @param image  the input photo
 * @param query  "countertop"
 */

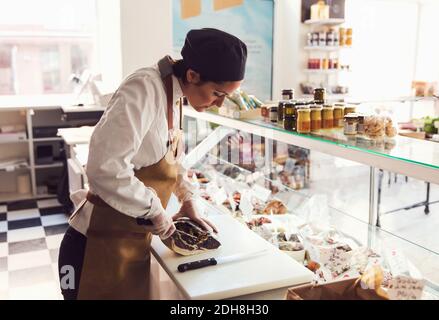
xmin=151 ymin=210 xmax=314 ymax=300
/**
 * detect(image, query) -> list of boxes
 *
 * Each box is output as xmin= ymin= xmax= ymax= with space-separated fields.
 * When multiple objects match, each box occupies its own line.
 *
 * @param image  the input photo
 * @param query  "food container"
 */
xmin=344 ymin=114 xmax=358 ymax=135
xmin=297 ymin=106 xmax=311 ymax=134
xmin=283 ymin=102 xmax=296 ymax=131
xmin=357 ymin=114 xmax=366 ymax=134
xmin=282 ymin=89 xmax=294 ymax=100
xmin=277 ymin=101 xmax=285 ymax=126
xmin=344 ymin=105 xmax=357 ymax=116
xmin=261 ymin=105 xmax=270 ymax=122
xmin=333 ymin=103 xmax=345 ymax=128
xmin=322 ymin=105 xmax=334 ymax=129
xmin=313 ymin=88 xmax=326 ymax=105
xmin=365 ymin=115 xmax=386 ymax=138
xmin=270 ymin=106 xmax=278 ymax=123
xmin=310 ymin=105 xmax=322 ymax=131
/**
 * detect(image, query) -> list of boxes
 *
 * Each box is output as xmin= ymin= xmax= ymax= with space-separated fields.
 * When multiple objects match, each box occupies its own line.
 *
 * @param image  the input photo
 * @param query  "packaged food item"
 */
xmin=310 ymin=105 xmax=322 ymax=131
xmin=269 ymin=106 xmax=278 ymax=123
xmin=339 ymin=27 xmax=346 ymax=46
xmin=282 ymin=89 xmax=294 ymax=100
xmin=344 ymin=114 xmax=358 ymax=135
xmin=357 ymin=114 xmax=366 ymax=134
xmin=344 ymin=105 xmax=356 ymax=116
xmin=313 ymin=88 xmax=326 ymax=105
xmin=364 ymin=115 xmax=385 ymax=138
xmin=322 ymin=105 xmax=334 ymax=129
xmin=297 ymin=106 xmax=311 ymax=133
xmin=262 ymin=199 xmax=287 ymax=215
xmin=346 ymin=28 xmax=353 ymax=46
xmin=385 ymin=117 xmax=397 ymax=138
xmin=283 ymin=102 xmax=296 ymax=131
xmin=333 ymin=103 xmax=345 ymax=128
xmin=261 ymin=104 xmax=270 ymax=123
xmin=277 ymin=101 xmax=285 ymax=126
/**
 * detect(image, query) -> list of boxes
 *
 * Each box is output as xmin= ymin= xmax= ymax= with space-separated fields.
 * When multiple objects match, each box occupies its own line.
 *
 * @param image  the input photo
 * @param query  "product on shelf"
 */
xmin=269 ymin=105 xmax=278 ymax=123
xmin=333 ymin=104 xmax=345 ymax=128
xmin=166 ymin=217 xmax=221 ymax=256
xmin=343 ymin=114 xmax=358 ymax=135
xmin=282 ymin=89 xmax=295 ymax=100
xmin=314 ymin=88 xmax=326 ymax=104
xmin=364 ymin=115 xmax=386 ymax=138
xmin=246 ymin=216 xmax=272 ymax=230
xmin=283 ymin=102 xmax=296 ymax=131
xmin=322 ymin=105 xmax=334 ymax=129
xmin=310 ymin=0 xmax=330 ymax=21
xmin=187 ymin=169 xmax=210 ymax=184
xmin=297 ymin=106 xmax=311 ymax=133
xmin=343 ymin=105 xmax=356 ymax=116
xmin=262 ymin=199 xmax=287 ymax=215
xmin=310 ymin=105 xmax=323 ymax=131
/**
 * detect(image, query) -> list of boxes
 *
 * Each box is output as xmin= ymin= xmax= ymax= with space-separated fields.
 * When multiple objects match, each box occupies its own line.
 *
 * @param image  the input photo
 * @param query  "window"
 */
xmin=0 ymin=0 xmax=97 ymax=95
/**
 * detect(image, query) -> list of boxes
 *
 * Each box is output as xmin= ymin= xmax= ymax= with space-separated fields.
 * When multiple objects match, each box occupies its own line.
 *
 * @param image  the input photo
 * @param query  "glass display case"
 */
xmin=182 ymin=105 xmax=439 ymax=299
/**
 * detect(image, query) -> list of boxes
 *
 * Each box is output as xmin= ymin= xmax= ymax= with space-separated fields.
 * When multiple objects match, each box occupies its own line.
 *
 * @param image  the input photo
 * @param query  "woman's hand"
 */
xmin=172 ymin=200 xmax=218 ymax=234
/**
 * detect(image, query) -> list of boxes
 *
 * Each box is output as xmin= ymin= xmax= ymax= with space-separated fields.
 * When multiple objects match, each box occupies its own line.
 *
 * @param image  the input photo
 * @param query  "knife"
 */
xmin=177 ymin=249 xmax=268 ymax=272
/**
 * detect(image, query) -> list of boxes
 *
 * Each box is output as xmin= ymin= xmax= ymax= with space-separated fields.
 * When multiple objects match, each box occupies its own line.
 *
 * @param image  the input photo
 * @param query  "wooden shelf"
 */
xmin=304 ymin=18 xmax=345 ymax=25
xmin=304 ymin=46 xmax=350 ymax=51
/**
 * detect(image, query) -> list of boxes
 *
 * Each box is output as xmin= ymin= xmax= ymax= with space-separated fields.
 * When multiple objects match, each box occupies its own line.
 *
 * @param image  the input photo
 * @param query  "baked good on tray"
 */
xmin=262 ymin=199 xmax=287 ymax=215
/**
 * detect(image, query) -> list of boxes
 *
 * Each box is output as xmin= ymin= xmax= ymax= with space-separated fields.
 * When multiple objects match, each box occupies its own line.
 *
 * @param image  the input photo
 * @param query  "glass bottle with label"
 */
xmin=297 ymin=106 xmax=311 ymax=134
xmin=322 ymin=105 xmax=334 ymax=129
xmin=310 ymin=105 xmax=323 ymax=131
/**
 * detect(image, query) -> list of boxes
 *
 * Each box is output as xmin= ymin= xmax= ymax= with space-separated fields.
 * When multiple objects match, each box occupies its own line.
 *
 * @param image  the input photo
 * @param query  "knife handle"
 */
xmin=178 ymin=258 xmax=217 ymax=272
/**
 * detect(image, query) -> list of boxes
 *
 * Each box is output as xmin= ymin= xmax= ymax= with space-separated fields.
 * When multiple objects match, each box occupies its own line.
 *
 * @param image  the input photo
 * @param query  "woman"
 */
xmin=58 ymin=28 xmax=247 ymax=300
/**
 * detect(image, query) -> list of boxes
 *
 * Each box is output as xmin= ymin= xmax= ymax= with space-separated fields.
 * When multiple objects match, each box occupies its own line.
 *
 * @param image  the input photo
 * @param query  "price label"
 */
xmin=387 ymin=275 xmax=424 ymax=300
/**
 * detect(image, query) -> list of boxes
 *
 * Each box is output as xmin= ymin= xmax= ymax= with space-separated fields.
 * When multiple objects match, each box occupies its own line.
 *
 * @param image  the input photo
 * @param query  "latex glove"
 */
xmin=172 ymin=200 xmax=218 ymax=234
xmin=147 ymin=213 xmax=176 ymax=240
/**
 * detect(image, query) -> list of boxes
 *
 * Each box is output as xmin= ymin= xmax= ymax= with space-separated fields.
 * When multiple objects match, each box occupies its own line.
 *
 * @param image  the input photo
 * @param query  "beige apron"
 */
xmin=70 ymin=59 xmax=183 ymax=300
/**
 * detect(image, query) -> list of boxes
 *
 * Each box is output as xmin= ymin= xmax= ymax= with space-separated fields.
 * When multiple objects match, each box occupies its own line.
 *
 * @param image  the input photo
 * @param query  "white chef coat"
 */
xmin=69 ymin=63 xmax=193 ymax=236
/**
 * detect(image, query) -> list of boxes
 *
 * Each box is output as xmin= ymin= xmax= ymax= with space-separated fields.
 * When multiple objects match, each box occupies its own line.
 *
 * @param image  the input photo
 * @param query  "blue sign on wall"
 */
xmin=172 ymin=0 xmax=273 ymax=101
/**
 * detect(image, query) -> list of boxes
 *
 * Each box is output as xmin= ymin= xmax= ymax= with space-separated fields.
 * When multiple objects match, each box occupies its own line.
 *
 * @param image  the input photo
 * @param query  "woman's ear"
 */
xmin=186 ymin=69 xmax=201 ymax=84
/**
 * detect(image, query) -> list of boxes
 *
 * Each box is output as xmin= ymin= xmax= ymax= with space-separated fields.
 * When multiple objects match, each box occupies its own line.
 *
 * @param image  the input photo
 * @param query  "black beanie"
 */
xmin=181 ymin=28 xmax=247 ymax=82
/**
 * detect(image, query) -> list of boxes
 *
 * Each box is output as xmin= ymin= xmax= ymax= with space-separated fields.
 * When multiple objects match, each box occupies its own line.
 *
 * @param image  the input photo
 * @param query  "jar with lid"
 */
xmin=282 ymin=89 xmax=294 ymax=100
xmin=277 ymin=101 xmax=285 ymax=126
xmin=283 ymin=102 xmax=296 ymax=131
xmin=307 ymin=33 xmax=313 ymax=47
xmin=310 ymin=105 xmax=322 ymax=131
xmin=344 ymin=114 xmax=358 ymax=135
xmin=333 ymin=103 xmax=345 ymax=128
xmin=357 ymin=113 xmax=365 ymax=134
xmin=313 ymin=88 xmax=326 ymax=105
xmin=326 ymin=30 xmax=335 ymax=46
xmin=344 ymin=105 xmax=356 ymax=116
xmin=322 ymin=105 xmax=334 ymax=129
xmin=269 ymin=106 xmax=278 ymax=123
xmin=297 ymin=106 xmax=311 ymax=134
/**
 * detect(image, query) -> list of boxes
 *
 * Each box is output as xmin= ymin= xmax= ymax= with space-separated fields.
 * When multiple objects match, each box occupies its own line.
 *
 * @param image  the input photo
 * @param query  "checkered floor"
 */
xmin=0 ymin=198 xmax=70 ymax=300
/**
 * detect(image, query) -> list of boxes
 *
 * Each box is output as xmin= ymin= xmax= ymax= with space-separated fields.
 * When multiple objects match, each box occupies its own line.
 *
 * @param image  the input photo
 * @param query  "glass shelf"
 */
xmin=183 ymin=107 xmax=439 ymax=184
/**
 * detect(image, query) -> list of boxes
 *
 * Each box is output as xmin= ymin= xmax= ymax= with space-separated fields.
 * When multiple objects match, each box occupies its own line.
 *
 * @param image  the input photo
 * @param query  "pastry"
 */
xmin=246 ymin=216 xmax=272 ymax=230
xmin=262 ymin=200 xmax=287 ymax=215
xmin=165 ymin=218 xmax=221 ymax=256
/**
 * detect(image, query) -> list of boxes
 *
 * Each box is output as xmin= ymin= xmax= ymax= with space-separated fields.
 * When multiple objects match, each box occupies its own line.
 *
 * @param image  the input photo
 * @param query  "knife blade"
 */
xmin=177 ymin=249 xmax=268 ymax=272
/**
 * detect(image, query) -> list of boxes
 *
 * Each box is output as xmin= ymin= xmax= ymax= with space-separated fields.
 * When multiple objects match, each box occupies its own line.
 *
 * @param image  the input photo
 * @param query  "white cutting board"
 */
xmin=151 ymin=212 xmax=314 ymax=300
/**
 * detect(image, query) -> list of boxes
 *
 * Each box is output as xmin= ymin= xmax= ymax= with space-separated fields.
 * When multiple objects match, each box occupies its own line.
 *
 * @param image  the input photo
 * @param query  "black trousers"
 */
xmin=58 ymin=226 xmax=87 ymax=300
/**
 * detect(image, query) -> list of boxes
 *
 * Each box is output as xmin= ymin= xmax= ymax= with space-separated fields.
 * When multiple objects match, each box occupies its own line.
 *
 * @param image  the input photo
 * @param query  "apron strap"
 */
xmin=158 ymin=56 xmax=176 ymax=131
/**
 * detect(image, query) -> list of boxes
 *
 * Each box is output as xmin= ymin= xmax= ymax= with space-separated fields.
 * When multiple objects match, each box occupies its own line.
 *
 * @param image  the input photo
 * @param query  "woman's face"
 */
xmin=181 ymin=69 xmax=242 ymax=112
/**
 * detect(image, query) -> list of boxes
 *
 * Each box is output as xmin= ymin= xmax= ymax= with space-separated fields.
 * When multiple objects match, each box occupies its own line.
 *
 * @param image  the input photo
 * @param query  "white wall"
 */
xmin=119 ymin=0 xmax=173 ymax=77
xmin=96 ymin=0 xmax=123 ymax=90
xmin=272 ymin=0 xmax=303 ymax=100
